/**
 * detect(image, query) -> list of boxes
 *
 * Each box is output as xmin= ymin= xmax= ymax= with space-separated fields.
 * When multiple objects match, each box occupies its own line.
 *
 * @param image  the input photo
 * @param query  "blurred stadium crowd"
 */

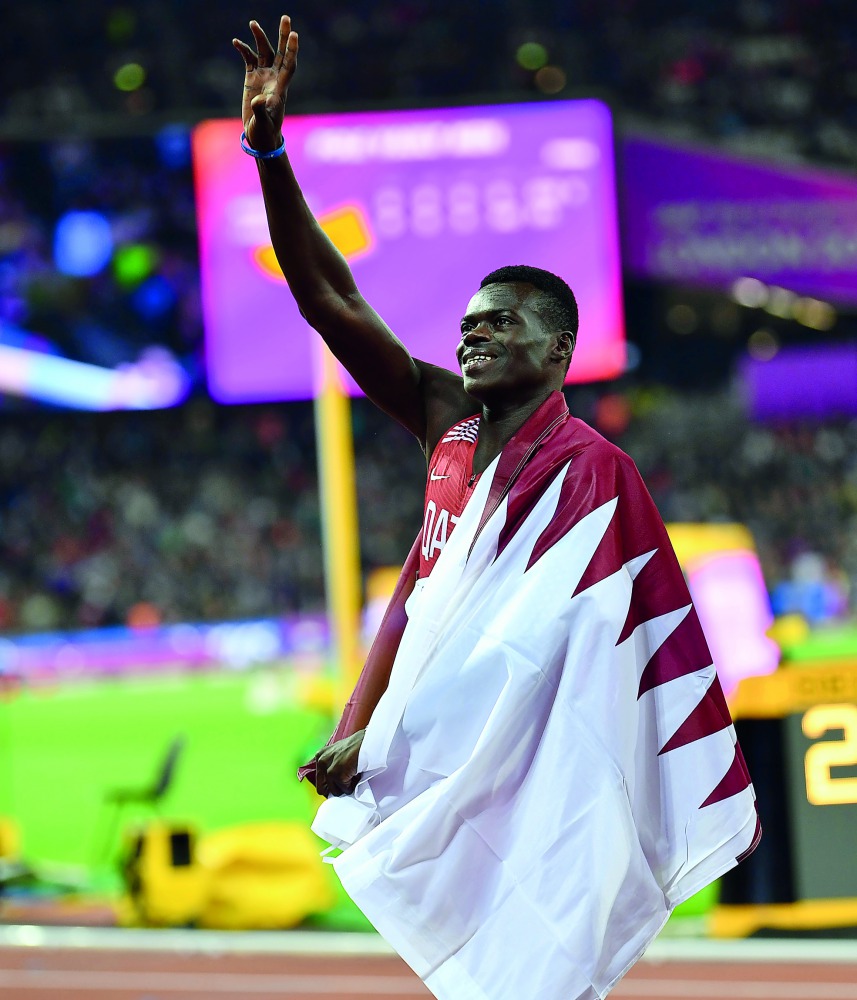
xmin=0 ymin=0 xmax=854 ymax=633
xmin=2 ymin=0 xmax=857 ymax=167
xmin=0 ymin=390 xmax=850 ymax=632
xmin=0 ymin=399 xmax=423 ymax=631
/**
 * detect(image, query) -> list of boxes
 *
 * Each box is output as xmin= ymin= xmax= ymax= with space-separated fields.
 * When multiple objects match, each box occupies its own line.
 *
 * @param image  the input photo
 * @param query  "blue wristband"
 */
xmin=240 ymin=131 xmax=286 ymax=159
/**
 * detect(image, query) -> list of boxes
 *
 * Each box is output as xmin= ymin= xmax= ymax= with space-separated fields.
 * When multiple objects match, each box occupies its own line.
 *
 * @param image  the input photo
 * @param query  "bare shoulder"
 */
xmin=415 ymin=360 xmax=478 ymax=458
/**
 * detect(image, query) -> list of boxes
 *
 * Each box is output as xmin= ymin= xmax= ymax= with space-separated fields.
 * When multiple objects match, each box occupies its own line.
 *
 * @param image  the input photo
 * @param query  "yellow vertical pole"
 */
xmin=312 ymin=342 xmax=362 ymax=709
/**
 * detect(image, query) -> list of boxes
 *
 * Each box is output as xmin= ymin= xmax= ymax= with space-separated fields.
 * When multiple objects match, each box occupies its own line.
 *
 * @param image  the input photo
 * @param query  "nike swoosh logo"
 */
xmin=430 ymin=472 xmax=450 ymax=481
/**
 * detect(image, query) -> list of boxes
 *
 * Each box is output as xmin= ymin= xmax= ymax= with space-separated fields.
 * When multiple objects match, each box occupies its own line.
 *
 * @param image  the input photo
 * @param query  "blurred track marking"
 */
xmin=0 ymin=969 xmax=427 ymax=995
xmin=0 ymin=926 xmax=397 ymax=954
xmin=2 ymin=969 xmax=857 ymax=999
xmin=613 ymin=982 xmax=857 ymax=999
xmin=1 ymin=932 xmax=856 ymax=1000
xmin=2 ymin=926 xmax=856 ymax=963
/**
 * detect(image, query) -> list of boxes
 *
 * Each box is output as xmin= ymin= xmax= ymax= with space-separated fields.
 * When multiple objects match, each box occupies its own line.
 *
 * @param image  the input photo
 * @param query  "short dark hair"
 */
xmin=479 ymin=265 xmax=579 ymax=350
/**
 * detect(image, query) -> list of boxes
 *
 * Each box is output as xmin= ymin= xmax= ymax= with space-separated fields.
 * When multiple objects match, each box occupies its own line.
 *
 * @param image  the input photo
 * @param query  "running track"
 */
xmin=0 ymin=929 xmax=855 ymax=999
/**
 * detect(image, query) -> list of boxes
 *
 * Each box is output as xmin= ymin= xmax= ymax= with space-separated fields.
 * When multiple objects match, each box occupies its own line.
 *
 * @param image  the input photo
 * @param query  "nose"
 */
xmin=462 ymin=322 xmax=492 ymax=344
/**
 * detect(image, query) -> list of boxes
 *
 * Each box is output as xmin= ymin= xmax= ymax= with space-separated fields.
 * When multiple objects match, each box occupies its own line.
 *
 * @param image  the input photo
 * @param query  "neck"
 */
xmin=472 ymin=387 xmax=558 ymax=475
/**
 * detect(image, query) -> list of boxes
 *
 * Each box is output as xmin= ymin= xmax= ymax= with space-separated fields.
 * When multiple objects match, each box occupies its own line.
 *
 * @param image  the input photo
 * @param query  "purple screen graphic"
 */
xmin=621 ymin=134 xmax=857 ymax=305
xmin=193 ymin=102 xmax=625 ymax=402
xmin=741 ymin=343 xmax=857 ymax=421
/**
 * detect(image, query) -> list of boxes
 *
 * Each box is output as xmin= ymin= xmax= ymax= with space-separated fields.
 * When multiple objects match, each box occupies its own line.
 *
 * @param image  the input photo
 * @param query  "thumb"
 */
xmin=247 ymin=95 xmax=278 ymax=148
xmin=250 ymin=94 xmax=270 ymax=122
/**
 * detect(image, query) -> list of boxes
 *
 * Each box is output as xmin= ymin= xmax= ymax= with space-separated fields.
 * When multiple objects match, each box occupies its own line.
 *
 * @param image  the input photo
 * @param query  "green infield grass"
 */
xmin=0 ymin=666 xmax=372 ymax=928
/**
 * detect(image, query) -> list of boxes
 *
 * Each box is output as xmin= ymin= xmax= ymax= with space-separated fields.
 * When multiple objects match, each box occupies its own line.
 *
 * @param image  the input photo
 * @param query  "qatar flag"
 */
xmin=310 ymin=391 xmax=759 ymax=1000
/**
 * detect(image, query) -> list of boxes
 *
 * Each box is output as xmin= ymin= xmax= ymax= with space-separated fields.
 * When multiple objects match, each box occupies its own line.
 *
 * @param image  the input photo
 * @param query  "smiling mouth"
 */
xmin=462 ymin=353 xmax=496 ymax=374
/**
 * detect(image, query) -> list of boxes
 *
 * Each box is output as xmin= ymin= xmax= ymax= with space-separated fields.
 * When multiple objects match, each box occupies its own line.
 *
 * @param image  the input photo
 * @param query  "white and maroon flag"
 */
xmin=313 ymin=391 xmax=760 ymax=1000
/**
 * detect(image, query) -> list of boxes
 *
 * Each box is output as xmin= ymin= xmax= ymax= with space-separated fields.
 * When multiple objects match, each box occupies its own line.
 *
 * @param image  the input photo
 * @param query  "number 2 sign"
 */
xmin=802 ymin=703 xmax=857 ymax=806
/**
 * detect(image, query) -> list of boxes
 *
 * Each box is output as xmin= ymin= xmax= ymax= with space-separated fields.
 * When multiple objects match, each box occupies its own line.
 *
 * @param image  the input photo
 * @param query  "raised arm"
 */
xmin=233 ymin=16 xmax=468 ymax=449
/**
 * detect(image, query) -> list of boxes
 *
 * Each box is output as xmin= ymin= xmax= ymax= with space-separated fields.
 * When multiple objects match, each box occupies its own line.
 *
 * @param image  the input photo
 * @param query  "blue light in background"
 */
xmin=0 ymin=320 xmax=59 ymax=355
xmin=53 ymin=210 xmax=114 ymax=277
xmin=156 ymin=125 xmax=191 ymax=169
xmin=132 ymin=275 xmax=177 ymax=319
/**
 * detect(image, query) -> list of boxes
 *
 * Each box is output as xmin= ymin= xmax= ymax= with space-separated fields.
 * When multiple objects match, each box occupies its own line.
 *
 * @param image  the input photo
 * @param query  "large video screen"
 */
xmin=193 ymin=101 xmax=626 ymax=403
xmin=622 ymin=134 xmax=857 ymax=305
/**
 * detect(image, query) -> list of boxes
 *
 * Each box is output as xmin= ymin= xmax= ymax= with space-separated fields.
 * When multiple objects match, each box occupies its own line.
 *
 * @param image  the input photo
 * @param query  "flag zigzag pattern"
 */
xmin=701 ymin=742 xmax=754 ymax=808
xmin=495 ymin=434 xmax=753 ymax=815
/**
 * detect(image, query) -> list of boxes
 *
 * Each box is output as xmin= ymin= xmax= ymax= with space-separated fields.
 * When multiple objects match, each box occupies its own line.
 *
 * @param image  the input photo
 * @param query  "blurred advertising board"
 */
xmin=740 ymin=342 xmax=857 ymax=420
xmin=621 ymin=133 xmax=857 ymax=306
xmin=667 ymin=523 xmax=779 ymax=698
xmin=193 ymin=101 xmax=626 ymax=403
xmin=0 ymin=616 xmax=330 ymax=685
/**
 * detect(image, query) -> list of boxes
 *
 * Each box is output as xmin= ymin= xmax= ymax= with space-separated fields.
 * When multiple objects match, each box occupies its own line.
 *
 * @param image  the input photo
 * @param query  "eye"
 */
xmin=495 ymin=315 xmax=512 ymax=326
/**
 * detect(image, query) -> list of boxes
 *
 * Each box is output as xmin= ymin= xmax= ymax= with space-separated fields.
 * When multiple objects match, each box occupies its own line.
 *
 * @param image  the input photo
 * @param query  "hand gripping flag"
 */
xmin=304 ymin=391 xmax=760 ymax=1000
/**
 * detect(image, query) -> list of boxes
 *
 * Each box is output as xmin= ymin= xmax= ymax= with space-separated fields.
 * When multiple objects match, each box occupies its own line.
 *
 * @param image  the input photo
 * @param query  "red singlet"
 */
xmin=419 ymin=415 xmax=481 ymax=579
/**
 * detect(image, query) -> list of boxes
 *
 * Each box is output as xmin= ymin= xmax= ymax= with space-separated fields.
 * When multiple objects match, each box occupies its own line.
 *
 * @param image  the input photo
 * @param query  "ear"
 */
xmin=551 ymin=331 xmax=574 ymax=364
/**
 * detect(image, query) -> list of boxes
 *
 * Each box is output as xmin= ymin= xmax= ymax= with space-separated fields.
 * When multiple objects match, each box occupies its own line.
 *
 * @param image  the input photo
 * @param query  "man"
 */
xmin=235 ymin=18 xmax=759 ymax=1000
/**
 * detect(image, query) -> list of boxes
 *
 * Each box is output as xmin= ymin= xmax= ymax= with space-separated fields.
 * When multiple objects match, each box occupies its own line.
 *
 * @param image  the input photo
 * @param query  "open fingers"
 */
xmin=232 ymin=37 xmax=258 ymax=71
xmin=274 ymin=15 xmax=298 ymax=69
xmin=249 ymin=19 xmax=276 ymax=67
xmin=273 ymin=14 xmax=292 ymax=69
xmin=273 ymin=32 xmax=299 ymax=103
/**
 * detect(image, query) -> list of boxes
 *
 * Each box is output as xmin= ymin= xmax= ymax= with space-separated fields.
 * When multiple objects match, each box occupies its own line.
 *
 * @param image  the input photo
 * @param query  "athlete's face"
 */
xmin=456 ymin=283 xmax=570 ymax=402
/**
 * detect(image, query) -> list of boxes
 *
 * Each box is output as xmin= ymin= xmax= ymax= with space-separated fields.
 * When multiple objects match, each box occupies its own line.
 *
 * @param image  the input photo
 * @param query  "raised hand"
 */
xmin=232 ymin=15 xmax=299 ymax=152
